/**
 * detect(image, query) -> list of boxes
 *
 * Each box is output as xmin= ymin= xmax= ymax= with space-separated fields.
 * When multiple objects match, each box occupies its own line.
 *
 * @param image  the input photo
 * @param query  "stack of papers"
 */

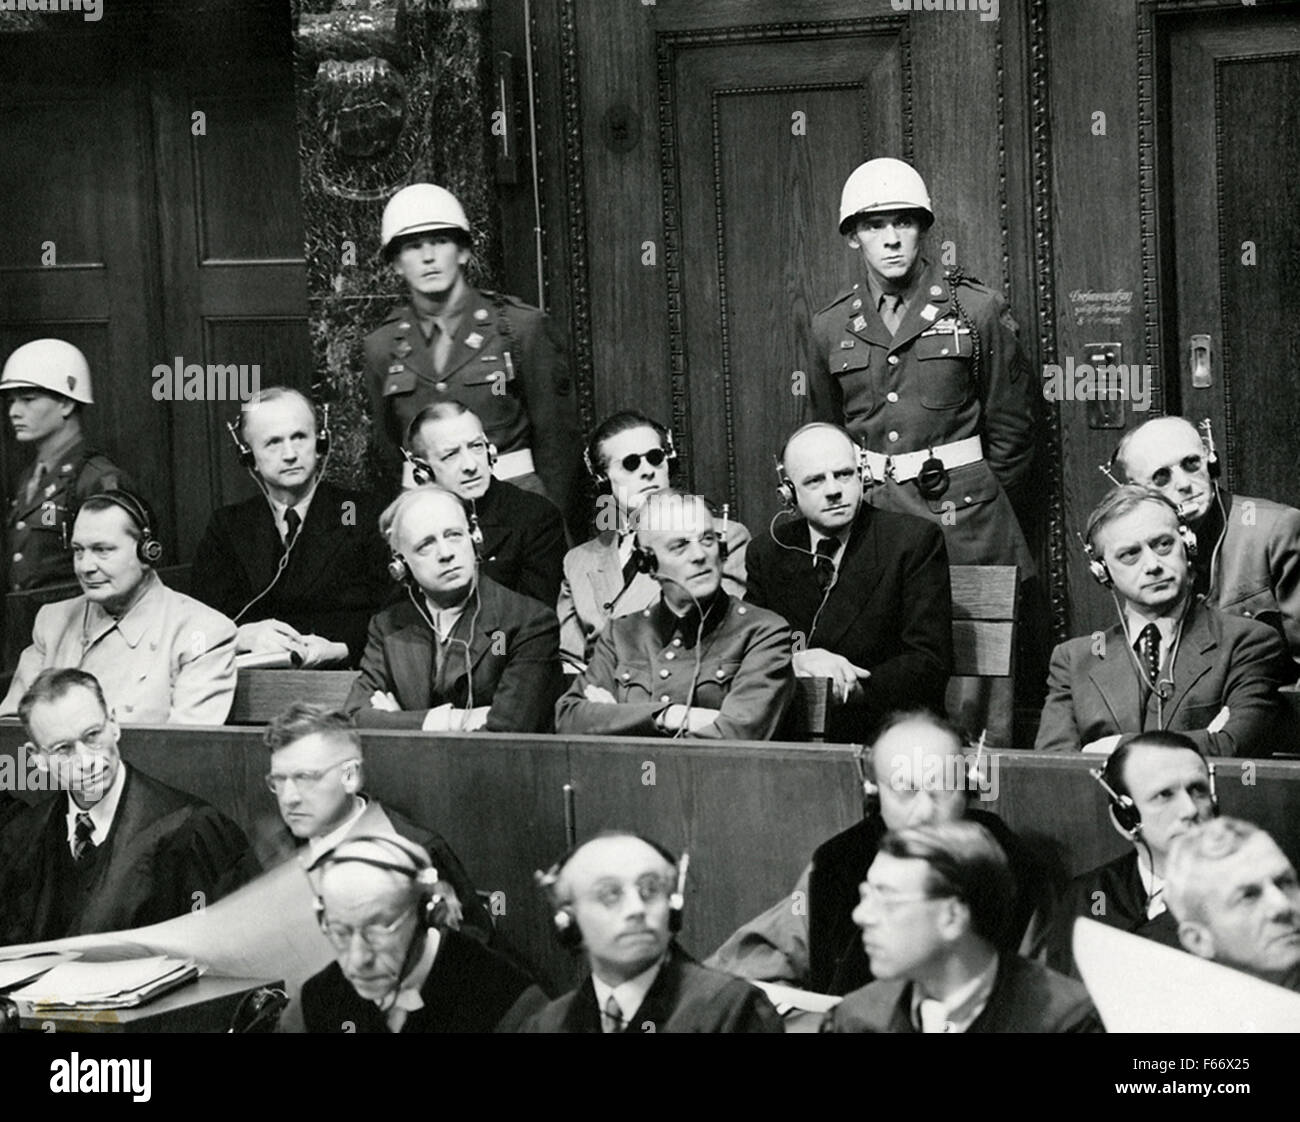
xmin=9 ymin=956 xmax=200 ymax=1012
xmin=0 ymin=951 xmax=79 ymax=991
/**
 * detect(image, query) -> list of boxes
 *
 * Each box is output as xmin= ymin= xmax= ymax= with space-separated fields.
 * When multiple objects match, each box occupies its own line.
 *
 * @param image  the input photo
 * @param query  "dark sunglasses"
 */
xmin=617 ymin=448 xmax=670 ymax=473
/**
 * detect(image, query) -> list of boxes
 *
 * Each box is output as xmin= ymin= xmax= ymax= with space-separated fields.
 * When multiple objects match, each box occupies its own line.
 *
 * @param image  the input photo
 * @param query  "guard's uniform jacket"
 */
xmin=6 ymin=439 xmax=130 ymax=591
xmin=807 ymin=259 xmax=1035 ymax=571
xmin=554 ymin=590 xmax=794 ymax=740
xmin=363 ymin=289 xmax=582 ymax=526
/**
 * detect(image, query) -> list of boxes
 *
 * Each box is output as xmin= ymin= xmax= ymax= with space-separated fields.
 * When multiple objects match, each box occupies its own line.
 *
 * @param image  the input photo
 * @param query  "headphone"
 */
xmin=1081 ymin=494 xmax=1198 ymax=589
xmin=774 ymin=423 xmax=871 ymax=511
xmin=854 ymin=728 xmax=987 ymax=817
xmin=583 ymin=419 xmax=677 ymax=484
xmin=309 ymin=834 xmax=445 ymax=931
xmin=226 ymin=400 xmax=332 ymax=469
xmin=386 ymin=507 xmax=485 ymax=583
xmin=83 ymin=489 xmax=164 ymax=565
xmin=535 ymin=835 xmax=688 ymax=951
xmin=402 ymin=441 xmax=498 ymax=488
xmin=1089 ymin=755 xmax=1219 ymax=838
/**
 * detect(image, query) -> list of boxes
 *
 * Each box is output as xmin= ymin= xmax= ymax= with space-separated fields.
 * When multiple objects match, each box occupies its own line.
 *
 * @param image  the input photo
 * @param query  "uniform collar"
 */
xmin=34 ymin=426 xmax=83 ymax=474
xmin=650 ymin=588 xmax=729 ymax=648
xmin=865 ymin=261 xmax=926 ymax=316
xmin=81 ymin=570 xmax=164 ymax=649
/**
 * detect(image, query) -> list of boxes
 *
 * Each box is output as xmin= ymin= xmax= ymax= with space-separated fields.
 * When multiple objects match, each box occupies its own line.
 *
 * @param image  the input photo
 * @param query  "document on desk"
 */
xmin=0 ymin=951 xmax=80 ymax=991
xmin=9 ymin=955 xmax=199 ymax=1012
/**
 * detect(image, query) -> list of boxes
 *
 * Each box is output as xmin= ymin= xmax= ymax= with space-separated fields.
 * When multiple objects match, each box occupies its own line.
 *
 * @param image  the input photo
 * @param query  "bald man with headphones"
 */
xmin=301 ymin=835 xmax=533 ymax=1033
xmin=0 ymin=489 xmax=237 ymax=723
xmin=512 ymin=832 xmax=781 ymax=1032
xmin=1035 ymin=484 xmax=1289 ymax=756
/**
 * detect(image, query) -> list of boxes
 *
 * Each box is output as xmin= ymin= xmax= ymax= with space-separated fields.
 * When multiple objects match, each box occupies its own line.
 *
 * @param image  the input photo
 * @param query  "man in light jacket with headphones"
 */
xmin=0 ymin=490 xmax=237 ymax=724
xmin=344 ymin=485 xmax=562 ymax=732
xmin=1035 ymin=484 xmax=1289 ymax=756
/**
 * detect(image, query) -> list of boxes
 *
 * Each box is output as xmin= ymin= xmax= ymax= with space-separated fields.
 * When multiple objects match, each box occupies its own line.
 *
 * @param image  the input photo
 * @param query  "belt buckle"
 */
xmin=883 ymin=455 xmax=897 ymax=482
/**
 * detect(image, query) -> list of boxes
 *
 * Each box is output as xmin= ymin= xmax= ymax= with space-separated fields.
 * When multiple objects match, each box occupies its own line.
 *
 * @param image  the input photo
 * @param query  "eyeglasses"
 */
xmin=36 ymin=723 xmax=113 ymax=759
xmin=265 ymin=758 xmax=359 ymax=795
xmin=318 ymin=905 xmax=415 ymax=950
xmin=614 ymin=448 xmax=669 ymax=474
xmin=858 ymin=882 xmax=952 ymax=912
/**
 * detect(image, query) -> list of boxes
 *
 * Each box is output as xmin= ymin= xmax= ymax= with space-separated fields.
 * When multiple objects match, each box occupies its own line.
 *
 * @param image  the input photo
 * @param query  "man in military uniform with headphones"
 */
xmin=364 ymin=183 xmax=583 ymax=535
xmin=302 ymin=835 xmax=534 ymax=1033
xmin=1115 ymin=415 xmax=1300 ymax=681
xmin=753 ymin=422 xmax=952 ymax=742
xmin=807 ymin=158 xmax=1036 ymax=574
xmin=0 ymin=489 xmax=237 ymax=724
xmin=405 ymin=401 xmax=565 ymax=607
xmin=191 ymin=387 xmax=390 ymax=667
xmin=554 ymin=490 xmax=793 ymax=740
xmin=344 ymin=485 xmax=562 ymax=732
xmin=514 ymin=831 xmax=781 ymax=1032
xmin=708 ymin=710 xmax=1047 ymax=1002
xmin=1 ymin=338 xmax=132 ymax=592
xmin=1035 ymin=484 xmax=1289 ymax=756
xmin=1042 ymin=730 xmax=1217 ymax=978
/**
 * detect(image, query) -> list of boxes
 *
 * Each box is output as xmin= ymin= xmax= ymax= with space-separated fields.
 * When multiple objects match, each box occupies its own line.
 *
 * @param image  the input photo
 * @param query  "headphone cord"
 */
xmin=407 ymin=577 xmax=481 ymax=729
xmin=768 ymin=510 xmax=853 ymax=647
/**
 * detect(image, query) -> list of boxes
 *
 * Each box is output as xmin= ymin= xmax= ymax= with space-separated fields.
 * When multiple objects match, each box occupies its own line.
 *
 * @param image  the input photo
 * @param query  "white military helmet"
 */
xmin=0 ymin=338 xmax=94 ymax=405
xmin=838 ymin=158 xmax=934 ymax=235
xmin=380 ymin=183 xmax=471 ymax=255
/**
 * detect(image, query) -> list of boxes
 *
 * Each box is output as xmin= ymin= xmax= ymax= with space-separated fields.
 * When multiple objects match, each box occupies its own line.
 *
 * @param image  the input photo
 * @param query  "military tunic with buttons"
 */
xmin=6 ymin=438 xmax=131 ymax=591
xmin=363 ymin=289 xmax=583 ymax=527
xmin=554 ymin=591 xmax=794 ymax=740
xmin=807 ymin=258 xmax=1036 ymax=571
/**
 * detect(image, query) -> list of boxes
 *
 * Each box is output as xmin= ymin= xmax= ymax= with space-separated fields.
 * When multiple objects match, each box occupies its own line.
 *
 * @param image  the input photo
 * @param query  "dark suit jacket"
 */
xmin=1042 ymin=850 xmax=1182 ymax=978
xmin=0 ymin=766 xmax=253 ymax=944
xmin=302 ymin=927 xmax=534 ymax=1033
xmin=191 ymin=480 xmax=391 ymax=665
xmin=1035 ymin=596 xmax=1288 ymax=756
xmin=824 ymin=953 xmax=1101 ymax=1033
xmin=345 ymin=574 xmax=562 ymax=732
xmin=513 ymin=946 xmax=783 ymax=1033
xmin=806 ymin=808 xmax=1047 ymax=995
xmin=747 ymin=504 xmax=952 ymax=742
xmin=472 ymin=479 xmax=566 ymax=607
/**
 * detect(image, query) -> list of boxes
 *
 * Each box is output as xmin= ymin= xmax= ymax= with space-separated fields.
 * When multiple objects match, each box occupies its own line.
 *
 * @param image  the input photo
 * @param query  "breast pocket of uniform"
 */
xmin=832 ymin=356 xmax=875 ymax=413
xmin=914 ymin=330 xmax=975 ymax=409
xmin=382 ymin=367 xmax=418 ymax=399
xmin=694 ymin=659 xmax=742 ymax=709
xmin=613 ymin=659 xmax=654 ymax=702
xmin=460 ymin=355 xmax=517 ymax=391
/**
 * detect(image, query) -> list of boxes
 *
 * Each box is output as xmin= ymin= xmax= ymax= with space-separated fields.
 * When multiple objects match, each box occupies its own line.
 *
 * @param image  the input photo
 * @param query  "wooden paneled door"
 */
xmin=1162 ymin=8 xmax=1300 ymax=506
xmin=663 ymin=28 xmax=906 ymax=525
xmin=0 ymin=3 xmax=310 ymax=565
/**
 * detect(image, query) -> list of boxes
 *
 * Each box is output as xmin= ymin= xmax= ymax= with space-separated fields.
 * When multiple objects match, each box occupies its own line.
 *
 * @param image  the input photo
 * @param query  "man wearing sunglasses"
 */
xmin=405 ymin=401 xmax=566 ymax=607
xmin=823 ymin=820 xmax=1099 ymax=1032
xmin=255 ymin=702 xmax=492 ymax=945
xmin=0 ymin=668 xmax=254 ymax=945
xmin=303 ymin=835 xmax=533 ymax=1033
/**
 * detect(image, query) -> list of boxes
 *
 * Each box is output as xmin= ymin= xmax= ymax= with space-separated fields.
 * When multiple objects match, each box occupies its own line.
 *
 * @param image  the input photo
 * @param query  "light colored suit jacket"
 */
xmin=557 ymin=520 xmax=751 ymax=668
xmin=1 ymin=571 xmax=237 ymax=724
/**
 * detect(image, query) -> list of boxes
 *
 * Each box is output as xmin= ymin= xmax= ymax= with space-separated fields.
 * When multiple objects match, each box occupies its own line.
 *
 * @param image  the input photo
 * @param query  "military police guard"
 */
xmin=807 ymin=158 xmax=1036 ymax=573
xmin=1 ymin=339 xmax=131 ymax=592
xmin=363 ymin=183 xmax=583 ymax=534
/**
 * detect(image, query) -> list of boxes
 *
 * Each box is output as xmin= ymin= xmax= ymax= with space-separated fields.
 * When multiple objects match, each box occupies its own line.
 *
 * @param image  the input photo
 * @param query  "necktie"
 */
xmin=916 ymin=997 xmax=950 ymax=1033
xmin=601 ymin=993 xmax=623 ymax=1034
xmin=72 ymin=812 xmax=95 ymax=861
xmin=431 ymin=320 xmax=453 ymax=374
xmin=814 ymin=537 xmax=841 ymax=591
xmin=284 ymin=507 xmax=301 ymax=551
xmin=880 ymin=293 xmax=905 ymax=335
xmin=25 ymin=461 xmax=47 ymax=505
xmin=1137 ymin=622 xmax=1161 ymax=686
